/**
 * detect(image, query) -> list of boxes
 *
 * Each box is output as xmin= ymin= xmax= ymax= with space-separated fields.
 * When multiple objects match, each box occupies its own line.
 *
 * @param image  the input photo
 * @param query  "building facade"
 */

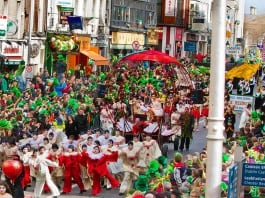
xmin=45 ymin=0 xmax=109 ymax=74
xmin=0 ymin=0 xmax=26 ymax=71
xmin=157 ymin=0 xmax=190 ymax=58
xmin=110 ymin=0 xmax=158 ymax=56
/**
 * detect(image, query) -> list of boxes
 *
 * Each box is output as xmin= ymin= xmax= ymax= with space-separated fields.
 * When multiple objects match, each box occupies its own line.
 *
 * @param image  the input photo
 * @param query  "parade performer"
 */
xmin=100 ymin=104 xmax=115 ymax=132
xmin=59 ymin=145 xmax=86 ymax=194
xmin=102 ymin=139 xmax=123 ymax=189
xmin=33 ymin=146 xmax=60 ymax=198
xmin=81 ymin=145 xmax=120 ymax=195
xmin=119 ymin=141 xmax=141 ymax=195
xmin=19 ymin=146 xmax=31 ymax=189
xmin=47 ymin=143 xmax=64 ymax=189
xmin=141 ymin=134 xmax=162 ymax=169
xmin=179 ymin=107 xmax=195 ymax=152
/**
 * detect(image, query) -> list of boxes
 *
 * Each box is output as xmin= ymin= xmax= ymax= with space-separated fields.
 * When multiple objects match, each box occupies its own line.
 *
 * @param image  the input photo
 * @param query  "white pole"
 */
xmin=206 ymin=0 xmax=226 ymax=197
xmin=27 ymin=0 xmax=35 ymax=65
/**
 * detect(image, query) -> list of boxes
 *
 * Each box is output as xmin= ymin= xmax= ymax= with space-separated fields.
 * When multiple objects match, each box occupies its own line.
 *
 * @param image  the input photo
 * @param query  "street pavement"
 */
xmin=26 ymin=114 xmax=242 ymax=198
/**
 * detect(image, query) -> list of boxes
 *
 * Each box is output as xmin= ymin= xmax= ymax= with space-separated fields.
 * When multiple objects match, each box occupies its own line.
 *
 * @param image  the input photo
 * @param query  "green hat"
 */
xmin=50 ymin=91 xmax=57 ymax=97
xmin=0 ymin=119 xmax=12 ymax=130
xmin=157 ymin=156 xmax=167 ymax=169
xmin=11 ymin=87 xmax=22 ymax=98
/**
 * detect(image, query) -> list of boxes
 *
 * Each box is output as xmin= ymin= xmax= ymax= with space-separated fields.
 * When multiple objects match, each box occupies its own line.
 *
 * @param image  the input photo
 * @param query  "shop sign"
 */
xmin=112 ymin=32 xmax=145 ymax=45
xmin=228 ymin=163 xmax=239 ymax=198
xmin=175 ymin=28 xmax=182 ymax=41
xmin=165 ymin=0 xmax=176 ymax=17
xmin=184 ymin=41 xmax=196 ymax=52
xmin=2 ymin=42 xmax=23 ymax=57
xmin=192 ymin=18 xmax=207 ymax=31
xmin=242 ymin=163 xmax=265 ymax=187
xmin=0 ymin=15 xmax=7 ymax=39
xmin=60 ymin=7 xmax=74 ymax=25
xmin=146 ymin=29 xmax=158 ymax=45
xmin=226 ymin=46 xmax=241 ymax=55
xmin=56 ymin=0 xmax=73 ymax=7
xmin=229 ymin=95 xmax=253 ymax=111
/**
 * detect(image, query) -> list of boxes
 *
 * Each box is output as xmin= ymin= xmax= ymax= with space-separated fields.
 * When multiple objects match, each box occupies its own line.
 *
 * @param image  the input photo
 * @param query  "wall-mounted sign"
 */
xmin=30 ymin=43 xmax=40 ymax=58
xmin=0 ymin=15 xmax=7 ymax=39
xmin=192 ymin=18 xmax=207 ymax=31
xmin=7 ymin=20 xmax=18 ymax=36
xmin=60 ymin=7 xmax=74 ymax=25
xmin=184 ymin=41 xmax=196 ymax=52
xmin=67 ymin=16 xmax=83 ymax=30
xmin=56 ymin=0 xmax=73 ymax=7
xmin=165 ymin=0 xmax=176 ymax=17
xmin=2 ymin=42 xmax=23 ymax=58
xmin=146 ymin=29 xmax=158 ymax=45
xmin=112 ymin=32 xmax=145 ymax=45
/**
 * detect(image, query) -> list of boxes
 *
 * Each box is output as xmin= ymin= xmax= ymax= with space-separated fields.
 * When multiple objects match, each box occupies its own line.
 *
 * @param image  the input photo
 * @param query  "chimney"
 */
xmin=250 ymin=6 xmax=256 ymax=15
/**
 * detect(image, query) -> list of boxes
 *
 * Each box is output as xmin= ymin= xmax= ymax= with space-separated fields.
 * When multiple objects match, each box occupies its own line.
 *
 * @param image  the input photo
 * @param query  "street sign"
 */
xmin=242 ymin=163 xmax=265 ymax=187
xmin=25 ymin=65 xmax=34 ymax=79
xmin=0 ymin=15 xmax=7 ymax=39
xmin=228 ymin=163 xmax=239 ymax=198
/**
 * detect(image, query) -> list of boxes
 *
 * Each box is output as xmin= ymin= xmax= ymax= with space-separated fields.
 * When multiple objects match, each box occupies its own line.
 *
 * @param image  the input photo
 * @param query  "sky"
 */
xmin=244 ymin=0 xmax=265 ymax=14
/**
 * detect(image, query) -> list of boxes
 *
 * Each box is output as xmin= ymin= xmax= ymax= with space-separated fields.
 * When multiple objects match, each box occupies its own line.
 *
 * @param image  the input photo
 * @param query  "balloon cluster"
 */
xmin=50 ymin=37 xmax=76 ymax=51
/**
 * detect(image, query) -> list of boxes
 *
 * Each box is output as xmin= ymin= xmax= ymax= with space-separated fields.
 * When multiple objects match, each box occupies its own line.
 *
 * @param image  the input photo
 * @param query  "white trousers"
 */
xmin=34 ymin=173 xmax=60 ymax=198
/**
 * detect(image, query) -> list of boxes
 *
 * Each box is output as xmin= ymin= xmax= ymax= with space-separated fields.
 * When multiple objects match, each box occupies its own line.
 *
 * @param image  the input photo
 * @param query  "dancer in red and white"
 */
xmin=81 ymin=145 xmax=120 ymax=195
xmin=59 ymin=145 xmax=86 ymax=194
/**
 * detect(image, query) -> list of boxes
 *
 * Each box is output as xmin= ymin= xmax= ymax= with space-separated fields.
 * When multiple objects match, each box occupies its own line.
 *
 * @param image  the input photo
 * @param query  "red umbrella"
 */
xmin=120 ymin=50 xmax=181 ymax=65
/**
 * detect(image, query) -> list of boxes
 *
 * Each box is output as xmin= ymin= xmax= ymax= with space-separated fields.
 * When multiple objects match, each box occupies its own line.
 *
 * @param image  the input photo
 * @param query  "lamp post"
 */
xmin=206 ymin=0 xmax=226 ymax=197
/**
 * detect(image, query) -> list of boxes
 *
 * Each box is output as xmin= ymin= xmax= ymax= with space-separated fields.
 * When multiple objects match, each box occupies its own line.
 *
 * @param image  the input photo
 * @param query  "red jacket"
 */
xmin=81 ymin=151 xmax=118 ymax=176
xmin=59 ymin=152 xmax=82 ymax=176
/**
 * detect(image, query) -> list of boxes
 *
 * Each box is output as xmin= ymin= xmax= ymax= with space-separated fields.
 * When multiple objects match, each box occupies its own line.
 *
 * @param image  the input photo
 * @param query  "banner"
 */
xmin=165 ymin=0 xmax=175 ymax=16
xmin=229 ymin=95 xmax=254 ymax=111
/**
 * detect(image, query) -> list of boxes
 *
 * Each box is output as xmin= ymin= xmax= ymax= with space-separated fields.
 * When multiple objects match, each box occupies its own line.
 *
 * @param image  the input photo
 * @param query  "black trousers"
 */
xmin=179 ymin=137 xmax=191 ymax=151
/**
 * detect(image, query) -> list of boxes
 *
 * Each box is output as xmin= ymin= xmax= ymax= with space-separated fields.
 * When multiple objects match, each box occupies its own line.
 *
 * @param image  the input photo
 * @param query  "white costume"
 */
xmin=100 ymin=107 xmax=115 ymax=132
xmin=33 ymin=152 xmax=60 ymax=198
xmin=119 ymin=146 xmax=140 ymax=194
xmin=151 ymin=99 xmax=164 ymax=117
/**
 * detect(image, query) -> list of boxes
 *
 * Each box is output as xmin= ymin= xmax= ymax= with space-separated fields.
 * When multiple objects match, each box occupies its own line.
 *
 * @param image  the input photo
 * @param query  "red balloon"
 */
xmin=2 ymin=160 xmax=23 ymax=180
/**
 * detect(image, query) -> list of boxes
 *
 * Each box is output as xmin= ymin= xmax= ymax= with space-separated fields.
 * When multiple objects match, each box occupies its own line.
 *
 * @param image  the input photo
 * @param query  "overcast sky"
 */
xmin=245 ymin=0 xmax=265 ymax=14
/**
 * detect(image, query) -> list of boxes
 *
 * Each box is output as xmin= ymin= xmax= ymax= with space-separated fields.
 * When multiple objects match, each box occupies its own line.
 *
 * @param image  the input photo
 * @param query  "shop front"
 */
xmin=1 ymin=41 xmax=24 ymax=72
xmin=110 ymin=32 xmax=145 ymax=56
xmin=45 ymin=33 xmax=108 ymax=75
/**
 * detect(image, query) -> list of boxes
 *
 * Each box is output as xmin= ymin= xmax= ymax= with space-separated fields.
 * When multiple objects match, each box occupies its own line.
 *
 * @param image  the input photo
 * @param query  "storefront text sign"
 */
xmin=165 ymin=0 xmax=175 ymax=17
xmin=112 ymin=32 xmax=145 ymax=45
xmin=229 ymin=95 xmax=253 ymax=111
xmin=228 ymin=163 xmax=239 ymax=198
xmin=242 ymin=163 xmax=265 ymax=187
xmin=2 ymin=42 xmax=23 ymax=57
xmin=56 ymin=0 xmax=73 ymax=7
xmin=0 ymin=15 xmax=7 ymax=39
